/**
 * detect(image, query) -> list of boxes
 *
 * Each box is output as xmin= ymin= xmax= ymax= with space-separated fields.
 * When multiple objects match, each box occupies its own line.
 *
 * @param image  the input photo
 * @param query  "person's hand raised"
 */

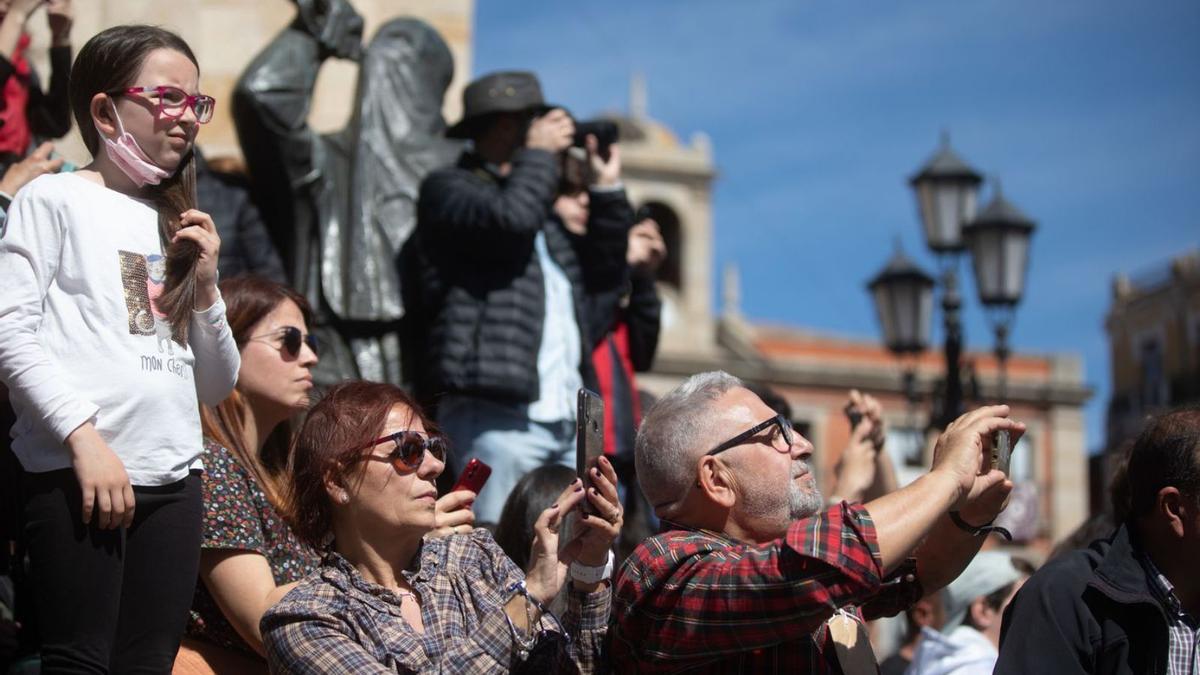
xmin=46 ymin=0 xmax=71 ymax=46
xmin=429 ymin=489 xmax=476 ymax=538
xmin=627 ymin=219 xmax=667 ymax=274
xmin=929 ymin=405 xmax=1025 ymax=508
xmin=526 ymin=109 xmax=574 ymax=154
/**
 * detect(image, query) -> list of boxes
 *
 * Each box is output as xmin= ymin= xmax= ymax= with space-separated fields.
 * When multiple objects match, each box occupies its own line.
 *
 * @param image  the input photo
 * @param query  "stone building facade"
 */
xmin=36 ymin=0 xmax=475 ymax=163
xmin=1095 ymin=250 xmax=1200 ymax=511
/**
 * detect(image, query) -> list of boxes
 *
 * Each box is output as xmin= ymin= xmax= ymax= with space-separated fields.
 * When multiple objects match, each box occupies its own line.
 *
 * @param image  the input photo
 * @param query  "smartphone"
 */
xmin=990 ymin=429 xmax=1012 ymax=474
xmin=576 ymin=388 xmax=605 ymax=512
xmin=844 ymin=403 xmax=864 ymax=431
xmin=451 ymin=458 xmax=492 ymax=495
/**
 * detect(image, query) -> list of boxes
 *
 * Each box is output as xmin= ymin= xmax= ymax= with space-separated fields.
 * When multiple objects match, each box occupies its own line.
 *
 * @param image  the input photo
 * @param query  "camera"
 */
xmin=572 ymin=120 xmax=619 ymax=161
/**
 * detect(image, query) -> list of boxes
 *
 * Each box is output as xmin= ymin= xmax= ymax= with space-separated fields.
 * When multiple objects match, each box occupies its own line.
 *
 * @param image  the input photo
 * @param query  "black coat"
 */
xmin=995 ymin=524 xmax=1172 ymax=675
xmin=195 ymin=153 xmax=286 ymax=284
xmin=404 ymin=148 xmax=633 ymax=406
xmin=0 ymin=45 xmax=71 ymax=143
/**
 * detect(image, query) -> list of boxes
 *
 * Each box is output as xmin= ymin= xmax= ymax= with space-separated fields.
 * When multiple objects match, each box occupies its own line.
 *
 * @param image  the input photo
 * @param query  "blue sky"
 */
xmin=473 ymin=0 xmax=1200 ymax=452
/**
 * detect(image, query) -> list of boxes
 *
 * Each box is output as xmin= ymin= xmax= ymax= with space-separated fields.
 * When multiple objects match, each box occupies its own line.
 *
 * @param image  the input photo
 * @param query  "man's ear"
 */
xmin=696 ymin=456 xmax=736 ymax=509
xmin=968 ymin=596 xmax=994 ymax=631
xmin=91 ymin=92 xmax=117 ymax=138
xmin=1157 ymin=487 xmax=1186 ymax=537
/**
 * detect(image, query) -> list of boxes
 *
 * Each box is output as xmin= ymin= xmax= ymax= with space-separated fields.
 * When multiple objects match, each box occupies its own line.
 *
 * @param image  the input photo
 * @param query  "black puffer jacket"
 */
xmin=996 ymin=524 xmax=1172 ymax=675
xmin=404 ymin=148 xmax=632 ymax=406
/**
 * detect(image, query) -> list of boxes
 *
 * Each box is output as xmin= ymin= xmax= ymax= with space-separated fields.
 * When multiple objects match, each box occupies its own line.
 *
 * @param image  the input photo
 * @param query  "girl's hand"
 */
xmin=566 ymin=456 xmax=622 ymax=569
xmin=429 ymin=489 xmax=476 ymax=538
xmin=524 ymin=479 xmax=587 ymax=606
xmin=173 ymin=209 xmax=221 ymax=310
xmin=66 ymin=423 xmax=134 ymax=530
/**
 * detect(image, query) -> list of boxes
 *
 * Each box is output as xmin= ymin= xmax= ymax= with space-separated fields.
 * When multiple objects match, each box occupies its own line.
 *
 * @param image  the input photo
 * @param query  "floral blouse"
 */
xmin=187 ymin=439 xmax=319 ymax=655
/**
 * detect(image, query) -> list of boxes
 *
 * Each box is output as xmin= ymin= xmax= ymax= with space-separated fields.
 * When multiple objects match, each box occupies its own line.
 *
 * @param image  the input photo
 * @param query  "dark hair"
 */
xmin=70 ymin=25 xmax=202 ymax=346
xmin=1108 ymin=439 xmax=1134 ymax=523
xmin=287 ymin=381 xmax=437 ymax=548
xmin=1127 ymin=406 xmax=1200 ymax=518
xmin=199 ymin=276 xmax=314 ymax=509
xmin=494 ymin=464 xmax=577 ymax=571
xmin=964 ymin=582 xmax=1017 ymax=632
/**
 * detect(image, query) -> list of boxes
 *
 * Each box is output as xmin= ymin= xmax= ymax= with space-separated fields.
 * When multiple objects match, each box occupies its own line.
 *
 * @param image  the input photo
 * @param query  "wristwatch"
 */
xmin=569 ymin=549 xmax=614 ymax=584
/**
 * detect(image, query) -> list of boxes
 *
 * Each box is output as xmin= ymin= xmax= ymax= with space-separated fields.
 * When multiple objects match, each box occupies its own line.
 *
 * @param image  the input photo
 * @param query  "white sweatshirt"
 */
xmin=0 ymin=172 xmax=239 ymax=486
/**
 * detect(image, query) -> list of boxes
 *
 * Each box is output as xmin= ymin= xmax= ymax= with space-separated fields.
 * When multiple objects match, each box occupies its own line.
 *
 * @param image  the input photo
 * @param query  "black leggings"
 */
xmin=21 ymin=469 xmax=202 ymax=674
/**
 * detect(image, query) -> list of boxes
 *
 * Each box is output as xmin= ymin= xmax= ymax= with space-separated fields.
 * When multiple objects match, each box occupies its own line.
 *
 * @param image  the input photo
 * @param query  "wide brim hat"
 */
xmin=446 ymin=70 xmax=557 ymax=139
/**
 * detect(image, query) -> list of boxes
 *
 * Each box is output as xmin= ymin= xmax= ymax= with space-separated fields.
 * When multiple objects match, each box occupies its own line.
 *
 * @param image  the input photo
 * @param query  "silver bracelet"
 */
xmin=501 ymin=580 xmax=538 ymax=660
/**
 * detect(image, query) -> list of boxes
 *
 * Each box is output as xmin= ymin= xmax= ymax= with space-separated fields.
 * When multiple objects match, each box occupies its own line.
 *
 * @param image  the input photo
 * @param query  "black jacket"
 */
xmin=404 ymin=148 xmax=632 ymax=406
xmin=995 ymin=524 xmax=1171 ymax=675
xmin=0 ymin=45 xmax=71 ymax=143
xmin=195 ymin=153 xmax=286 ymax=283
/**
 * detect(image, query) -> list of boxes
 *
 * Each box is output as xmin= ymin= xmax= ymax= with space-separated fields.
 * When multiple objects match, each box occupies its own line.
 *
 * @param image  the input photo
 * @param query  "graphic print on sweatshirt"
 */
xmin=118 ymin=250 xmax=179 ymax=355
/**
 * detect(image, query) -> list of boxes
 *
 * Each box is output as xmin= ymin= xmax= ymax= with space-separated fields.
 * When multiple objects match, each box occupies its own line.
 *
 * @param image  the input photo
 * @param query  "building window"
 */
xmin=1139 ymin=336 xmax=1166 ymax=409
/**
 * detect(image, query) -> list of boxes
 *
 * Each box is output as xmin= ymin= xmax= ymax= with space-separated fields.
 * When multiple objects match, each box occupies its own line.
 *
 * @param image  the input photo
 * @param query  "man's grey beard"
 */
xmin=789 ymin=459 xmax=823 ymax=519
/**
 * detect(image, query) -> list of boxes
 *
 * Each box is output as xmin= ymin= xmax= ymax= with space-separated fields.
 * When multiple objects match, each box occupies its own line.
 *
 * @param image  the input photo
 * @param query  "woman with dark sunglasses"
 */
xmin=175 ymin=275 xmax=321 ymax=673
xmin=262 ymin=380 xmax=622 ymax=674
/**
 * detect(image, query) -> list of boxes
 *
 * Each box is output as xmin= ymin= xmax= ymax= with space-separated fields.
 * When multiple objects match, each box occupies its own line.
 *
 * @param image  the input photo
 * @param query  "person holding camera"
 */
xmin=0 ymin=0 xmax=73 ymax=173
xmin=611 ymin=371 xmax=1024 ymax=673
xmin=402 ymin=71 xmax=633 ymax=525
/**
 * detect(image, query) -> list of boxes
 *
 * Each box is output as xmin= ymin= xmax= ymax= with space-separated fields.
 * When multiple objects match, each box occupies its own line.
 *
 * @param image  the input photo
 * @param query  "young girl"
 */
xmin=0 ymin=25 xmax=239 ymax=672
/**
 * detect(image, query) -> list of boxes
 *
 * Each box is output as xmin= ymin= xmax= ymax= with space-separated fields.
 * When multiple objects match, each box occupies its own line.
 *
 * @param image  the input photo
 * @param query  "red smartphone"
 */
xmin=452 ymin=458 xmax=492 ymax=494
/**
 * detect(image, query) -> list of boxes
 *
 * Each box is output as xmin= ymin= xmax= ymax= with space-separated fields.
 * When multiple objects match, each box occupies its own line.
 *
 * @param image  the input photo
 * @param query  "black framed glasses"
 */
xmin=348 ymin=430 xmax=447 ymax=473
xmin=248 ymin=326 xmax=318 ymax=358
xmin=707 ymin=413 xmax=795 ymax=457
xmin=113 ymin=85 xmax=216 ymax=124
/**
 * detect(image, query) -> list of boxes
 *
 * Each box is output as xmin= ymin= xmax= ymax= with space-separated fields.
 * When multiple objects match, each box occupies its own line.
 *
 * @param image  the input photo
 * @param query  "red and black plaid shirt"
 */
xmin=609 ymin=502 xmax=922 ymax=674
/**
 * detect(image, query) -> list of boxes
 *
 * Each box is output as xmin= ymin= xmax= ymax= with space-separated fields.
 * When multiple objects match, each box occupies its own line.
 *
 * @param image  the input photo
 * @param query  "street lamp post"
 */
xmin=963 ymin=184 xmax=1037 ymax=400
xmin=868 ymin=135 xmax=1035 ymax=429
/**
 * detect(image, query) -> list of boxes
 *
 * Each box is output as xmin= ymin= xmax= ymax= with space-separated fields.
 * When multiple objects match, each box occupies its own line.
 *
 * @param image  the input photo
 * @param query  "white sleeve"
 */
xmin=190 ymin=291 xmax=240 ymax=406
xmin=0 ymin=185 xmax=100 ymax=441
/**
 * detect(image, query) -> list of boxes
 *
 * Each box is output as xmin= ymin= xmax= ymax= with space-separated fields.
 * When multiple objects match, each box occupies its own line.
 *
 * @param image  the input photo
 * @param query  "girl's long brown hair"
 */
xmin=198 ymin=276 xmax=315 ymax=510
xmin=70 ymin=25 xmax=202 ymax=345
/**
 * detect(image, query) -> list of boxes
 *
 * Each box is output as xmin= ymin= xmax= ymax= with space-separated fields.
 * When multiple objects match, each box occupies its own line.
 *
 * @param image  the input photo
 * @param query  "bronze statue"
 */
xmin=233 ymin=0 xmax=460 ymax=384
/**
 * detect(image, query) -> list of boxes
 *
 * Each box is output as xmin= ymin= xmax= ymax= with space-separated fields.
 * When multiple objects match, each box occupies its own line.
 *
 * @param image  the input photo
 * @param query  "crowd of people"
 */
xmin=0 ymin=5 xmax=1196 ymax=675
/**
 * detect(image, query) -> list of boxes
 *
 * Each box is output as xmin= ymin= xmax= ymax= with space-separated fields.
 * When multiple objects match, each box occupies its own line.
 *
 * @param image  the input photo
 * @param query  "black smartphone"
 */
xmin=576 ymin=388 xmax=605 ymax=512
xmin=844 ymin=403 xmax=864 ymax=431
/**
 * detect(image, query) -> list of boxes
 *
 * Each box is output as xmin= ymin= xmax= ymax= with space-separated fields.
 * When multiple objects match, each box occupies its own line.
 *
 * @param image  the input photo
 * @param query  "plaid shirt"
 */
xmin=261 ymin=529 xmax=611 ymax=674
xmin=610 ymin=502 xmax=922 ymax=674
xmin=1141 ymin=554 xmax=1200 ymax=675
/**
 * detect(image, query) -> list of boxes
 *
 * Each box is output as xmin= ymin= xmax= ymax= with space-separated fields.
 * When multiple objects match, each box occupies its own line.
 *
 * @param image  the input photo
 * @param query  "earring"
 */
xmin=336 ymin=492 xmax=349 ymax=504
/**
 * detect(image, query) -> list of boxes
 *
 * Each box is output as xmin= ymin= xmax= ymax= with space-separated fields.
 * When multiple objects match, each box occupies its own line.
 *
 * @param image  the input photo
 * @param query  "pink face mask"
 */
xmin=98 ymin=102 xmax=173 ymax=187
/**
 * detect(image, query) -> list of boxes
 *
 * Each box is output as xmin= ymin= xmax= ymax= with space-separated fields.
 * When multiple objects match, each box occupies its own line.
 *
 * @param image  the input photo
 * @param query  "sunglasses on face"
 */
xmin=349 ymin=430 xmax=448 ymax=473
xmin=113 ymin=85 xmax=216 ymax=124
xmin=248 ymin=326 xmax=319 ymax=358
xmin=707 ymin=413 xmax=796 ymax=457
